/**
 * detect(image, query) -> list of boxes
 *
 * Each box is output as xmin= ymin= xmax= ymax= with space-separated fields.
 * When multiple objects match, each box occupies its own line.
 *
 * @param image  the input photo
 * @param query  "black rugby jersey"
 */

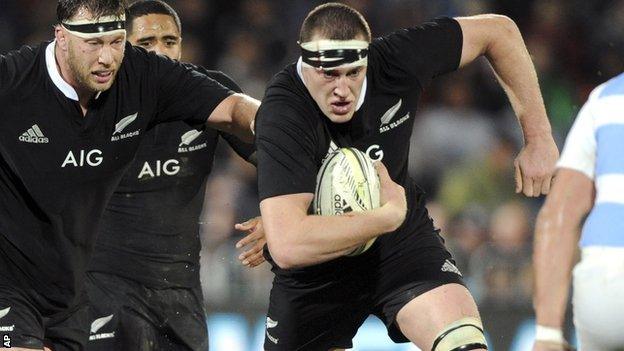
xmin=0 ymin=41 xmax=232 ymax=313
xmin=88 ymin=69 xmax=254 ymax=289
xmin=256 ymin=18 xmax=462 ymax=273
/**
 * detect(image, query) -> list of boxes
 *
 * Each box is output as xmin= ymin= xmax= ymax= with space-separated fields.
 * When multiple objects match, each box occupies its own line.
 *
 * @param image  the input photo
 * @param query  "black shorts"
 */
xmin=264 ymin=230 xmax=465 ymax=350
xmin=79 ymin=272 xmax=208 ymax=351
xmin=0 ymin=282 xmax=90 ymax=351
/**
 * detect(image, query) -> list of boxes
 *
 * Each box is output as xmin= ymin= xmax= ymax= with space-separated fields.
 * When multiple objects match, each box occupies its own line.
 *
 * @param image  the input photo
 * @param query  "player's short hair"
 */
xmin=57 ymin=0 xmax=127 ymax=23
xmin=127 ymin=0 xmax=182 ymax=35
xmin=299 ymin=3 xmax=371 ymax=43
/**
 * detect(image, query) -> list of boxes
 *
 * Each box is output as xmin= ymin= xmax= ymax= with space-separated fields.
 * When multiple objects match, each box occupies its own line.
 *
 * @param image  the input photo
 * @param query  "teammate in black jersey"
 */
xmin=0 ymin=1 xmax=259 ymax=350
xmin=82 ymin=1 xmax=265 ymax=349
xmin=71 ymin=1 xmax=264 ymax=350
xmin=255 ymin=3 xmax=559 ymax=351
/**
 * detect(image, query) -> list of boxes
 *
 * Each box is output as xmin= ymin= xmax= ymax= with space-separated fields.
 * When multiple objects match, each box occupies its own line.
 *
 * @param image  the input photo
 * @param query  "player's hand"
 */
xmin=375 ymin=161 xmax=406 ymax=231
xmin=514 ymin=134 xmax=559 ymax=197
xmin=532 ymin=340 xmax=575 ymax=351
xmin=235 ymin=216 xmax=266 ymax=268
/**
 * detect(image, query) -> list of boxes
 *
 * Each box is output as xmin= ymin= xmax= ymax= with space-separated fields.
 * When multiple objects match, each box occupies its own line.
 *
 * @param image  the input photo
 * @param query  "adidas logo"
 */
xmin=441 ymin=259 xmax=462 ymax=276
xmin=19 ymin=124 xmax=49 ymax=144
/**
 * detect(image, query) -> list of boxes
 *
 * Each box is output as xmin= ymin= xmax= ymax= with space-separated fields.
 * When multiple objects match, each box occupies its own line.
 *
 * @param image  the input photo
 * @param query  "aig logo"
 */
xmin=138 ymin=159 xmax=180 ymax=179
xmin=61 ymin=149 xmax=103 ymax=168
xmin=366 ymin=144 xmax=384 ymax=161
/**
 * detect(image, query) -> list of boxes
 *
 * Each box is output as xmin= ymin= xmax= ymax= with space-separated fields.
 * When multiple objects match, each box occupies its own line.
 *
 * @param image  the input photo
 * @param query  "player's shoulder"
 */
xmin=184 ymin=64 xmax=242 ymax=93
xmin=593 ymin=72 xmax=624 ymax=101
xmin=0 ymin=42 xmax=47 ymax=93
xmin=260 ymin=64 xmax=317 ymax=123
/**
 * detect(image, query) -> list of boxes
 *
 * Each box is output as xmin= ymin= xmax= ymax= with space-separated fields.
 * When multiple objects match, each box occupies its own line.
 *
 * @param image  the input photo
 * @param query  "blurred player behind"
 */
xmin=80 ymin=1 xmax=265 ymax=350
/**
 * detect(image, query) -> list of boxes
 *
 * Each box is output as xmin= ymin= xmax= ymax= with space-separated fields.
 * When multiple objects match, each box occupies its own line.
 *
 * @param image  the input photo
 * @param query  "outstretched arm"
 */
xmin=456 ymin=15 xmax=559 ymax=197
xmin=532 ymin=168 xmax=594 ymax=351
xmin=207 ymin=93 xmax=259 ymax=144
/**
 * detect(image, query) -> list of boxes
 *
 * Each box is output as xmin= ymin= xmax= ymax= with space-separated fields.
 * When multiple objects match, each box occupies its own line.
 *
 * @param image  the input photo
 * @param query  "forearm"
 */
xmin=533 ymin=210 xmax=580 ymax=328
xmin=228 ymin=94 xmax=259 ymax=143
xmin=267 ymin=205 xmax=400 ymax=268
xmin=207 ymin=93 xmax=259 ymax=143
xmin=484 ymin=17 xmax=551 ymax=142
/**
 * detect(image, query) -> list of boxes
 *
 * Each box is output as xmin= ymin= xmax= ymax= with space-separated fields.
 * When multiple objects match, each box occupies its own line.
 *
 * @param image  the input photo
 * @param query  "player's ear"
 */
xmin=54 ymin=25 xmax=68 ymax=50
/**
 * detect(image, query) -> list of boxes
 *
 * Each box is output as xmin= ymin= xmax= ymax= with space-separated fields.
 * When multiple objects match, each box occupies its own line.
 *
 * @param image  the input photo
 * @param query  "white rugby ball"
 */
xmin=313 ymin=147 xmax=380 ymax=256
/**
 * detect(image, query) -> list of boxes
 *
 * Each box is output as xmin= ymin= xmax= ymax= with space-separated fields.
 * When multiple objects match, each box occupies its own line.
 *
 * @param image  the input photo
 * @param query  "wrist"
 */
xmin=535 ymin=324 xmax=565 ymax=344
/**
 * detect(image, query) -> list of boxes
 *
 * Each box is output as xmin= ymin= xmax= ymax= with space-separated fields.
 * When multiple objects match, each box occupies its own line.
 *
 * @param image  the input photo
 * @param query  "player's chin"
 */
xmin=325 ymin=111 xmax=355 ymax=123
xmin=89 ymin=78 xmax=116 ymax=92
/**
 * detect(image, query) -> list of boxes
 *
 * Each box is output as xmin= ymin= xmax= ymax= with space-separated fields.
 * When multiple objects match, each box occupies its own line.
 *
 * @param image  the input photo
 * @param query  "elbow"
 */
xmin=481 ymin=14 xmax=521 ymax=51
xmin=270 ymin=249 xmax=296 ymax=270
xmin=266 ymin=235 xmax=302 ymax=270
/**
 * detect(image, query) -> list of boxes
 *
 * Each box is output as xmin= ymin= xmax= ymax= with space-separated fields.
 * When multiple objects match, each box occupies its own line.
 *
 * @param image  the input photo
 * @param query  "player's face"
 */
xmin=65 ymin=32 xmax=126 ymax=93
xmin=129 ymin=14 xmax=182 ymax=60
xmin=301 ymin=38 xmax=367 ymax=123
xmin=57 ymin=9 xmax=126 ymax=94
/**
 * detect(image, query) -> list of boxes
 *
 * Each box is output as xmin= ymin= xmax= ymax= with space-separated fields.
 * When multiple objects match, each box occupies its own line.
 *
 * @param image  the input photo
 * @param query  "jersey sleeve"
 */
xmin=370 ymin=17 xmax=462 ymax=91
xmin=139 ymin=47 xmax=234 ymax=125
xmin=557 ymin=95 xmax=597 ymax=179
xmin=255 ymin=94 xmax=319 ymax=201
xmin=197 ymin=67 xmax=256 ymax=163
xmin=0 ymin=44 xmax=37 ymax=96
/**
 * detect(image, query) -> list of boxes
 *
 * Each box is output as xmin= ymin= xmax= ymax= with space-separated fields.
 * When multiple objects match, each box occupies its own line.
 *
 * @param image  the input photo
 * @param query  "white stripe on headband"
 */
xmin=301 ymin=57 xmax=368 ymax=70
xmin=62 ymin=27 xmax=126 ymax=39
xmin=300 ymin=39 xmax=369 ymax=52
xmin=300 ymin=39 xmax=369 ymax=69
xmin=62 ymin=14 xmax=126 ymax=39
xmin=63 ymin=14 xmax=126 ymax=26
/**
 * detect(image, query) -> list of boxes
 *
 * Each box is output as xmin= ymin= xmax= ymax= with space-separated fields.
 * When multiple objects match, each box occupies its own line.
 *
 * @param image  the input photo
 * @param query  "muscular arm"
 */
xmin=456 ymin=15 xmax=559 ymax=196
xmin=207 ymin=93 xmax=259 ymax=143
xmin=533 ymin=168 xmax=594 ymax=328
xmin=261 ymin=163 xmax=406 ymax=269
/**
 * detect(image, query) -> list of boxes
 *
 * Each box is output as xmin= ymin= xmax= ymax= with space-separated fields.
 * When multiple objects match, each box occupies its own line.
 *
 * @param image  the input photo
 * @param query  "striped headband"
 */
xmin=62 ymin=14 xmax=126 ymax=39
xmin=300 ymin=39 xmax=369 ymax=69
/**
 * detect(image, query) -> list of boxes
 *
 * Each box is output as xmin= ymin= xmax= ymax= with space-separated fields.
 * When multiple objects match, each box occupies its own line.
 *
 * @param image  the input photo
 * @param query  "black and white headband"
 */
xmin=62 ymin=14 xmax=126 ymax=39
xmin=300 ymin=39 xmax=369 ymax=69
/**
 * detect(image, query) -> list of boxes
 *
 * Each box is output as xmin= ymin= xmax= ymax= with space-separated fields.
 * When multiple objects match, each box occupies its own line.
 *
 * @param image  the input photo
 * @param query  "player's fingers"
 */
xmin=522 ymin=177 xmax=534 ymax=197
xmin=234 ymin=217 xmax=259 ymax=231
xmin=540 ymin=174 xmax=553 ymax=195
xmin=514 ymin=160 xmax=522 ymax=194
xmin=374 ymin=161 xmax=390 ymax=181
xmin=236 ymin=232 xmax=259 ymax=248
xmin=235 ymin=225 xmax=264 ymax=249
xmin=246 ymin=251 xmax=266 ymax=267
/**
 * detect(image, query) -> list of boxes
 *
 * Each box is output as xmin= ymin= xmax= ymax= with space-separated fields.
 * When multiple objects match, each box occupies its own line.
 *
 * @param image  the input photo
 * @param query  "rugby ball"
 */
xmin=313 ymin=147 xmax=380 ymax=256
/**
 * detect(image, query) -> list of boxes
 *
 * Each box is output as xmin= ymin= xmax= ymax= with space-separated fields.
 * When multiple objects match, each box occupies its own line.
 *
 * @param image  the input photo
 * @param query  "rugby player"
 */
xmin=78 ymin=1 xmax=264 ymax=350
xmin=0 ymin=0 xmax=258 ymax=350
xmin=255 ymin=3 xmax=559 ymax=350
xmin=533 ymin=74 xmax=624 ymax=351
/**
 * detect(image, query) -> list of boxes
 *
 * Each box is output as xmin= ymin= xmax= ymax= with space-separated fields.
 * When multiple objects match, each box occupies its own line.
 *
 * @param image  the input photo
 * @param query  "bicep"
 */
xmin=543 ymin=168 xmax=595 ymax=220
xmin=456 ymin=14 xmax=515 ymax=67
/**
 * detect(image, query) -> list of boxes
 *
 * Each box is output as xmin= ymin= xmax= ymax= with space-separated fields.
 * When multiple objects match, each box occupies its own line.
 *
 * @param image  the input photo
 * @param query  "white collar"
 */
xmin=45 ymin=41 xmax=103 ymax=101
xmin=45 ymin=41 xmax=79 ymax=101
xmin=296 ymin=57 xmax=367 ymax=111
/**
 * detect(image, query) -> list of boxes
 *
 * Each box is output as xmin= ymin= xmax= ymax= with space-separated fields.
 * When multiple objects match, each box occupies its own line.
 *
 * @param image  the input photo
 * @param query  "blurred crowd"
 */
xmin=2 ymin=0 xmax=623 ymax=318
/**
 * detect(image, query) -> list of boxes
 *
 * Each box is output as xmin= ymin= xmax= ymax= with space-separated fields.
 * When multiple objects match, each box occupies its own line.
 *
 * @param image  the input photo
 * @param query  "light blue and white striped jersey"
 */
xmin=558 ymin=73 xmax=624 ymax=247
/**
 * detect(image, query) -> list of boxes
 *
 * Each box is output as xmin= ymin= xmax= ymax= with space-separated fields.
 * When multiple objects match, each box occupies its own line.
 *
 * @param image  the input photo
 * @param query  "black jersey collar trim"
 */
xmin=295 ymin=57 xmax=367 ymax=112
xmin=45 ymin=41 xmax=79 ymax=101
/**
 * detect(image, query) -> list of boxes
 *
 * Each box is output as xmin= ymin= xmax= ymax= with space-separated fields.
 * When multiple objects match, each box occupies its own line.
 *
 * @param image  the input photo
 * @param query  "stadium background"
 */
xmin=2 ymin=0 xmax=622 ymax=350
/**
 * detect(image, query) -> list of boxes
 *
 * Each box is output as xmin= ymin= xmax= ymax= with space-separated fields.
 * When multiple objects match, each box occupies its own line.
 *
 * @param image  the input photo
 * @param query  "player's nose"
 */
xmin=333 ymin=76 xmax=350 ymax=97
